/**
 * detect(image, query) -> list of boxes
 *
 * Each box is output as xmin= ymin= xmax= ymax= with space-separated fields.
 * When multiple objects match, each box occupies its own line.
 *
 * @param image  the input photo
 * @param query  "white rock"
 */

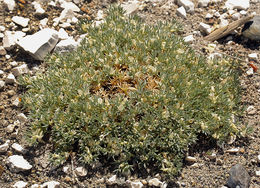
xmin=31 ymin=184 xmax=40 ymax=188
xmin=12 ymin=16 xmax=30 ymax=27
xmin=177 ymin=0 xmax=194 ymax=13
xmin=214 ymin=11 xmax=221 ymax=18
xmin=121 ymin=0 xmax=140 ymax=15
xmin=32 ymin=1 xmax=45 ymax=15
xmin=107 ymin=175 xmax=117 ymax=185
xmin=248 ymin=53 xmax=258 ymax=60
xmin=17 ymin=28 xmax=59 ymax=61
xmin=17 ymin=113 xmax=27 ymax=123
xmin=62 ymin=166 xmax=70 ymax=174
xmin=246 ymin=68 xmax=254 ymax=75
xmin=12 ymin=143 xmax=25 ymax=154
xmin=6 ymin=124 xmax=16 ymax=133
xmin=6 ymin=54 xmax=11 ymax=59
xmin=247 ymin=105 xmax=256 ymax=115
xmin=0 ymin=46 xmax=7 ymax=55
xmin=13 ymin=181 xmax=28 ymax=188
xmin=176 ymin=6 xmax=186 ymax=19
xmin=257 ymin=155 xmax=260 ymax=163
xmin=208 ymin=52 xmax=223 ymax=60
xmin=59 ymin=22 xmax=71 ymax=28
xmin=226 ymin=148 xmax=239 ymax=153
xmin=185 ymin=156 xmax=197 ymax=162
xmin=0 ymin=140 xmax=10 ymax=153
xmin=75 ymin=166 xmax=87 ymax=177
xmin=7 ymin=155 xmax=32 ymax=172
xmin=127 ymin=181 xmax=143 ymax=188
xmin=54 ymin=38 xmax=77 ymax=53
xmin=0 ymin=69 xmax=4 ymax=76
xmin=199 ymin=22 xmax=212 ymax=34
xmin=48 ymin=1 xmax=56 ymax=7
xmin=60 ymin=1 xmax=80 ymax=12
xmin=12 ymin=97 xmax=21 ymax=107
xmin=3 ymin=31 xmax=26 ymax=50
xmin=3 ymin=0 xmax=16 ymax=11
xmin=96 ymin=10 xmax=104 ymax=20
xmin=232 ymin=13 xmax=240 ymax=20
xmin=183 ymin=35 xmax=194 ymax=43
xmin=40 ymin=18 xmax=48 ymax=29
xmin=240 ymin=10 xmax=247 ymax=16
xmin=256 ymin=171 xmax=260 ymax=177
xmin=225 ymin=0 xmax=250 ymax=10
xmin=58 ymin=28 xmax=69 ymax=40
xmin=0 ymin=25 xmax=5 ymax=32
xmin=219 ymin=19 xmax=229 ymax=28
xmin=198 ymin=0 xmax=210 ymax=7
xmin=10 ymin=61 xmax=18 ymax=67
xmin=12 ymin=64 xmax=29 ymax=77
xmin=228 ymin=9 xmax=235 ymax=15
xmin=40 ymin=181 xmax=60 ymax=188
xmin=148 ymin=178 xmax=162 ymax=187
xmin=0 ymin=80 xmax=5 ymax=89
xmin=0 ymin=33 xmax=4 ymax=39
xmin=5 ymin=73 xmax=16 ymax=84
xmin=205 ymin=13 xmax=213 ymax=19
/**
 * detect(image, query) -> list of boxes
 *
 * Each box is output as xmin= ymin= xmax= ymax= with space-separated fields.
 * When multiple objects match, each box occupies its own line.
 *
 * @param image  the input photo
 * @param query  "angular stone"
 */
xmin=17 ymin=28 xmax=59 ymax=61
xmin=107 ymin=175 xmax=117 ymax=185
xmin=6 ymin=124 xmax=16 ymax=133
xmin=11 ymin=143 xmax=25 ymax=154
xmin=177 ymin=0 xmax=194 ymax=13
xmin=13 ymin=181 xmax=28 ymax=188
xmin=198 ymin=0 xmax=210 ymax=7
xmin=75 ymin=166 xmax=87 ymax=177
xmin=225 ymin=0 xmax=250 ymax=10
xmin=0 ymin=140 xmax=10 ymax=153
xmin=185 ymin=156 xmax=197 ymax=162
xmin=32 ymin=1 xmax=45 ymax=15
xmin=3 ymin=0 xmax=16 ymax=11
xmin=3 ymin=31 xmax=26 ymax=50
xmin=126 ymin=180 xmax=143 ymax=188
xmin=226 ymin=148 xmax=240 ymax=154
xmin=60 ymin=1 xmax=80 ymax=12
xmin=0 ymin=80 xmax=5 ymax=90
xmin=121 ymin=0 xmax=140 ymax=15
xmin=226 ymin=164 xmax=250 ymax=188
xmin=248 ymin=53 xmax=258 ymax=60
xmin=0 ymin=46 xmax=7 ymax=55
xmin=58 ymin=28 xmax=69 ymax=40
xmin=12 ymin=16 xmax=30 ymax=27
xmin=54 ymin=38 xmax=77 ymax=54
xmin=5 ymin=73 xmax=16 ymax=84
xmin=176 ymin=6 xmax=186 ymax=19
xmin=199 ymin=23 xmax=212 ymax=34
xmin=17 ymin=113 xmax=27 ymax=123
xmin=12 ymin=64 xmax=29 ymax=77
xmin=41 ymin=181 xmax=60 ymax=188
xmin=148 ymin=178 xmax=162 ymax=187
xmin=7 ymin=155 xmax=32 ymax=172
xmin=183 ymin=35 xmax=194 ymax=43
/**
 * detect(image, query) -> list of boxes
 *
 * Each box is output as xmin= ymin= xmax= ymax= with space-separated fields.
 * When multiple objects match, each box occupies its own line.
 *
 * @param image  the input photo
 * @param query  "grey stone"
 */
xmin=12 ymin=64 xmax=29 ymax=77
xmin=17 ymin=28 xmax=59 ymax=61
xmin=40 ymin=181 xmax=60 ymax=188
xmin=225 ymin=0 xmax=250 ymax=10
xmin=12 ymin=16 xmax=30 ymax=27
xmin=54 ymin=38 xmax=77 ymax=54
xmin=0 ymin=140 xmax=10 ymax=153
xmin=3 ymin=0 xmax=16 ymax=11
xmin=226 ymin=164 xmax=250 ymax=188
xmin=13 ymin=181 xmax=28 ymax=188
xmin=7 ymin=155 xmax=32 ymax=172
xmin=3 ymin=31 xmax=26 ymax=50
xmin=242 ymin=16 xmax=260 ymax=40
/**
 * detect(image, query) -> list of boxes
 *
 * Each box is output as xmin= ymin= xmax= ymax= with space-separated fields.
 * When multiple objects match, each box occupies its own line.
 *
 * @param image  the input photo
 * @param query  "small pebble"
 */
xmin=185 ymin=156 xmax=197 ymax=162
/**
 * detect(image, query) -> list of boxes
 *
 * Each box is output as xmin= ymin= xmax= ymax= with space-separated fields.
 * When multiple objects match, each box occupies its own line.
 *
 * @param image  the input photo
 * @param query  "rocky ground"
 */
xmin=0 ymin=0 xmax=260 ymax=187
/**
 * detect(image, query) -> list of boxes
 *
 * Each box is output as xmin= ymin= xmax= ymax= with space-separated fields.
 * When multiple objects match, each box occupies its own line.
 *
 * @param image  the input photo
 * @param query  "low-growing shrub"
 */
xmin=20 ymin=6 xmax=246 ymax=177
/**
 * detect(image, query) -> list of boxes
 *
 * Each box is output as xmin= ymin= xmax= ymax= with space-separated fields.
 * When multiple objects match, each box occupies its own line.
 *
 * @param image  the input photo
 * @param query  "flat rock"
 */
xmin=3 ymin=0 xmax=16 ymax=11
xmin=121 ymin=0 xmax=140 ymax=15
xmin=7 ymin=155 xmax=32 ymax=172
xmin=59 ymin=0 xmax=80 ymax=12
xmin=127 ymin=180 xmax=143 ymax=188
xmin=12 ymin=16 xmax=30 ymax=27
xmin=17 ymin=28 xmax=59 ymax=61
xmin=225 ymin=0 xmax=250 ymax=10
xmin=3 ymin=31 xmax=26 ymax=50
xmin=148 ymin=178 xmax=162 ymax=187
xmin=32 ymin=1 xmax=45 ymax=15
xmin=226 ymin=164 xmax=250 ymax=188
xmin=176 ymin=6 xmax=187 ymax=19
xmin=5 ymin=73 xmax=16 ymax=84
xmin=0 ymin=80 xmax=5 ymax=90
xmin=107 ymin=175 xmax=117 ymax=185
xmin=75 ymin=166 xmax=87 ymax=177
xmin=11 ymin=143 xmax=25 ymax=154
xmin=176 ymin=0 xmax=194 ymax=13
xmin=13 ymin=181 xmax=28 ymax=188
xmin=41 ymin=181 xmax=60 ymax=188
xmin=198 ymin=0 xmax=210 ymax=7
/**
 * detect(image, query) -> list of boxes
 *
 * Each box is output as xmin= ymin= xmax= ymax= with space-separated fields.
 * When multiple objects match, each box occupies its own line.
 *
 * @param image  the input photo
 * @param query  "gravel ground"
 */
xmin=0 ymin=0 xmax=260 ymax=187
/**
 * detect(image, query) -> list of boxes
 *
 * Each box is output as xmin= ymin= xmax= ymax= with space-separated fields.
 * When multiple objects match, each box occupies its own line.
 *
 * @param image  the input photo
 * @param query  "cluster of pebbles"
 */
xmin=0 ymin=0 xmax=260 ymax=187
